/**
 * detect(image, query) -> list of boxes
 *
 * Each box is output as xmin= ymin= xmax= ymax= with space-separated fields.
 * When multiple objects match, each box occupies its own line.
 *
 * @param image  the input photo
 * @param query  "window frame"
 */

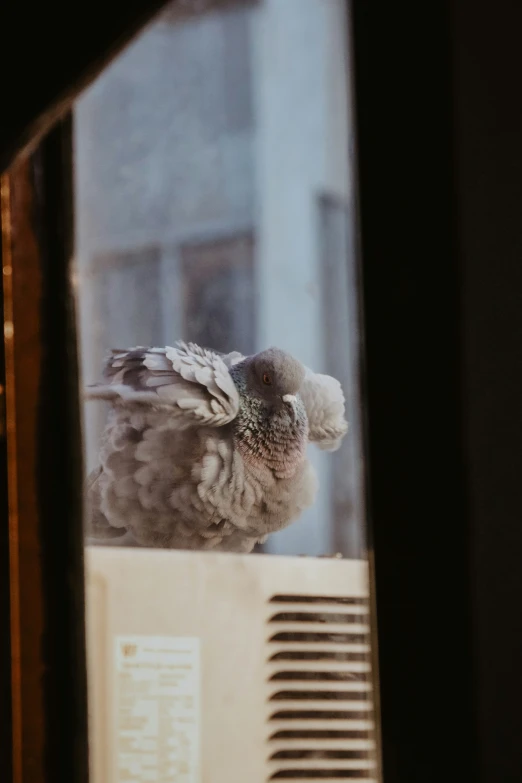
xmin=351 ymin=2 xmax=522 ymax=781
xmin=2 ymin=1 xmax=522 ymax=782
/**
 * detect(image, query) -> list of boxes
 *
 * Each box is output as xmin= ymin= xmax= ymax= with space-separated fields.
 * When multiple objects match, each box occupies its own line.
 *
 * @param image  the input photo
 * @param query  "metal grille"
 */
xmin=266 ymin=594 xmax=377 ymax=781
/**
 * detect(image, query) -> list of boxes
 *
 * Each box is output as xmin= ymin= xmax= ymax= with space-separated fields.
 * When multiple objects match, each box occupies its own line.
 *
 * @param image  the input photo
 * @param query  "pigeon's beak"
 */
xmin=282 ymin=394 xmax=298 ymax=422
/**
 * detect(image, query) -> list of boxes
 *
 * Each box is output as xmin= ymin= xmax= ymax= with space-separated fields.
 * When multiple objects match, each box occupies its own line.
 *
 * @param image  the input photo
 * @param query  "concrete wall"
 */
xmin=252 ymin=0 xmax=355 ymax=554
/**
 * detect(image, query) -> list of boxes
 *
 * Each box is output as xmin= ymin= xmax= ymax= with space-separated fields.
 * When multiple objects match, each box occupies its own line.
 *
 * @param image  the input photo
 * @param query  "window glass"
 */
xmin=74 ymin=2 xmax=381 ymax=781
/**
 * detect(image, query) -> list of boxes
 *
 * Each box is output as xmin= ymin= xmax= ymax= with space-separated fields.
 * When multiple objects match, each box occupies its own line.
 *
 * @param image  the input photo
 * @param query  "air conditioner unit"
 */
xmin=85 ymin=548 xmax=378 ymax=782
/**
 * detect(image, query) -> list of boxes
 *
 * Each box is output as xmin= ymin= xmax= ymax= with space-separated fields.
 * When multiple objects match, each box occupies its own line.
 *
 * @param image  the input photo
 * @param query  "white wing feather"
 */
xmin=85 ymin=341 xmax=239 ymax=428
xmin=299 ymin=367 xmax=348 ymax=451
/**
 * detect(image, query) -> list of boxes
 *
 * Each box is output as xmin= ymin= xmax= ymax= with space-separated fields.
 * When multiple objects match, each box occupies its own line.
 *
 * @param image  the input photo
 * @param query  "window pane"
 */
xmin=74 ymin=1 xmax=381 ymax=781
xmin=75 ymin=0 xmax=365 ymax=558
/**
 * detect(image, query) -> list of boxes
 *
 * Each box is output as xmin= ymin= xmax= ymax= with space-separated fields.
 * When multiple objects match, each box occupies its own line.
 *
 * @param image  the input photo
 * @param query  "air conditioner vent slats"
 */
xmin=269 ymin=771 xmax=373 ymax=779
xmin=269 ymin=612 xmax=369 ymax=625
xmin=269 ymin=632 xmax=369 ymax=645
xmin=270 ymin=750 xmax=371 ymax=760
xmin=270 ymin=595 xmax=368 ymax=606
xmin=266 ymin=592 xmax=377 ymax=782
xmin=270 ymin=691 xmax=370 ymax=702
xmin=269 ymin=651 xmax=369 ymax=663
xmin=269 ymin=688 xmax=371 ymax=701
xmin=269 ymin=730 xmax=373 ymax=741
xmin=270 ymin=710 xmax=372 ymax=721
xmin=270 ymin=740 xmax=374 ymax=753
xmin=269 ymin=671 xmax=370 ymax=683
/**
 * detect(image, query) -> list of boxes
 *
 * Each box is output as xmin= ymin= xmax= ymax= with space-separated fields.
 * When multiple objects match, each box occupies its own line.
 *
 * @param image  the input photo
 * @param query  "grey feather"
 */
xmin=85 ymin=340 xmax=348 ymax=552
xmin=300 ymin=367 xmax=349 ymax=451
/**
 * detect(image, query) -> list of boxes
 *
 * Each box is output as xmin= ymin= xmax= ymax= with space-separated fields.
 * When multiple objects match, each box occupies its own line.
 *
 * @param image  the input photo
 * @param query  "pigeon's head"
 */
xmin=237 ymin=347 xmax=305 ymax=418
xmin=231 ymin=347 xmax=309 ymax=462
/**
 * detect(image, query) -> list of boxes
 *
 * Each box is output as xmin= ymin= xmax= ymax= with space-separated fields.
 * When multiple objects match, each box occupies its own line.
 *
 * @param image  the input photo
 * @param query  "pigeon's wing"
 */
xmin=300 ymin=368 xmax=348 ymax=452
xmin=85 ymin=341 xmax=240 ymax=428
xmin=216 ymin=349 xmax=245 ymax=368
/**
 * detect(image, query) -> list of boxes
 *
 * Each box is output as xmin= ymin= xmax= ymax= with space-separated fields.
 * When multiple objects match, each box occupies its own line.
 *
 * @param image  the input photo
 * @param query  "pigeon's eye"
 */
xmin=262 ymin=372 xmax=272 ymax=386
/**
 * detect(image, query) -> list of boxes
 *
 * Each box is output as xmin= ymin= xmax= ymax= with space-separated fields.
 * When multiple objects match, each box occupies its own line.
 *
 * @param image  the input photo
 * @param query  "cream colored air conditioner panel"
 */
xmin=86 ymin=549 xmax=270 ymax=783
xmin=85 ymin=549 xmax=376 ymax=783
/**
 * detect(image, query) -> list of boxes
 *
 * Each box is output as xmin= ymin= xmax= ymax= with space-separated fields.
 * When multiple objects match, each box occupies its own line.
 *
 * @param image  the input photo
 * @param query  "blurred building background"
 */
xmin=74 ymin=0 xmax=365 ymax=557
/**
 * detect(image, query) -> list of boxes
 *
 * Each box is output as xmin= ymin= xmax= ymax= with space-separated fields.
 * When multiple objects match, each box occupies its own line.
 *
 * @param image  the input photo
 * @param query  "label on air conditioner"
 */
xmin=114 ymin=635 xmax=201 ymax=782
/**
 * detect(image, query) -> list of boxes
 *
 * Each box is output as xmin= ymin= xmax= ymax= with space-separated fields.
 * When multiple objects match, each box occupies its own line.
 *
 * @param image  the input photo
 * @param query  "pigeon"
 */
xmin=85 ymin=341 xmax=348 ymax=553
